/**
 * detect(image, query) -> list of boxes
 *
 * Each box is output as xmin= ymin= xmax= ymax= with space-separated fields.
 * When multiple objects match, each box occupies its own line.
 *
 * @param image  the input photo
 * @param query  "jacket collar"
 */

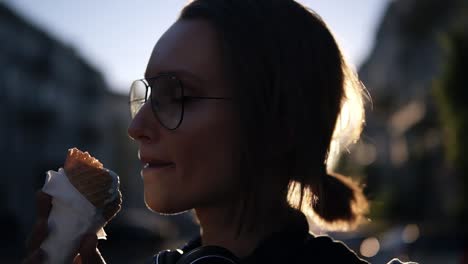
xmin=181 ymin=209 xmax=310 ymax=263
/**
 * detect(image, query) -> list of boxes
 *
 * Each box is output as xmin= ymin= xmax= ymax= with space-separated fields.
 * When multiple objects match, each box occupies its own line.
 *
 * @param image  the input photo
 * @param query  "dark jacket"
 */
xmin=149 ymin=211 xmax=369 ymax=263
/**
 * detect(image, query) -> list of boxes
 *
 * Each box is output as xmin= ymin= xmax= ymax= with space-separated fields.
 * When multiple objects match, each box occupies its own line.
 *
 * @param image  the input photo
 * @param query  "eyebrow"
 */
xmin=144 ymin=69 xmax=206 ymax=85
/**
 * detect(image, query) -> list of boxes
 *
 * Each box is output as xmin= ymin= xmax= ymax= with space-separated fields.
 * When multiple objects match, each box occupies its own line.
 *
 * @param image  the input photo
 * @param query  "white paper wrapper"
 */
xmin=40 ymin=168 xmax=107 ymax=264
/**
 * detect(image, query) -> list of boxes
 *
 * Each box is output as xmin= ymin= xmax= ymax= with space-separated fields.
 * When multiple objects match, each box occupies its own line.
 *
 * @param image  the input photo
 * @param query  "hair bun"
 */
xmin=312 ymin=172 xmax=368 ymax=231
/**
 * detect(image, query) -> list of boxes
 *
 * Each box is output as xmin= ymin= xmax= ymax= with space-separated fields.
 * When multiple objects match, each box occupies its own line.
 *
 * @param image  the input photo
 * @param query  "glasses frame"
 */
xmin=130 ymin=73 xmax=233 ymax=130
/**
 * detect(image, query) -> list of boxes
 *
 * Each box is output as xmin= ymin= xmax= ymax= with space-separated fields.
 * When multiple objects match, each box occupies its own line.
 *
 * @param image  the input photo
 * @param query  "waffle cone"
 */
xmin=64 ymin=148 xmax=121 ymax=221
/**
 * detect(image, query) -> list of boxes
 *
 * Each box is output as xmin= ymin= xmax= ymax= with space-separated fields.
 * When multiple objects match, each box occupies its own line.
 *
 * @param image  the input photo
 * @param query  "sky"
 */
xmin=3 ymin=0 xmax=390 ymax=94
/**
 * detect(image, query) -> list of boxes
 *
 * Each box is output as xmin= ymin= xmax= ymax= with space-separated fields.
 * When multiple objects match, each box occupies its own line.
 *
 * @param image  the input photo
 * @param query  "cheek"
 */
xmin=174 ymin=108 xmax=240 ymax=202
xmin=181 ymin=128 xmax=237 ymax=184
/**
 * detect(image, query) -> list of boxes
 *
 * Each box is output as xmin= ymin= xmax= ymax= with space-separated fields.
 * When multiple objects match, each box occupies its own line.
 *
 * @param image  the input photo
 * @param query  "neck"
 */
xmin=194 ymin=200 xmax=295 ymax=258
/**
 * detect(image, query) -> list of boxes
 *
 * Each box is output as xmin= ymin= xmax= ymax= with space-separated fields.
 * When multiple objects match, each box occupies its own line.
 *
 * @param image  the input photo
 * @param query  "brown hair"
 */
xmin=180 ymin=0 xmax=369 ymax=232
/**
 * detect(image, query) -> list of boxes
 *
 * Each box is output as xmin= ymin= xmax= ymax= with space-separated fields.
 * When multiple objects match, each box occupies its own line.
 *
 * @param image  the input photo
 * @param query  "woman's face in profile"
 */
xmin=128 ymin=19 xmax=240 ymax=214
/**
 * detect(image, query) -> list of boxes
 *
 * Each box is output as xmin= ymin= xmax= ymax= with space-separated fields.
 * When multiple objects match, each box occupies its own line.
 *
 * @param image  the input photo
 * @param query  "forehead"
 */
xmin=145 ymin=19 xmax=226 ymax=88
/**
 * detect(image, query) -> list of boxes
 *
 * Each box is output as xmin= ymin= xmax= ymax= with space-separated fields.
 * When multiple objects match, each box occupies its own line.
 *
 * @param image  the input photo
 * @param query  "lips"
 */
xmin=140 ymin=156 xmax=174 ymax=168
xmin=144 ymin=162 xmax=174 ymax=168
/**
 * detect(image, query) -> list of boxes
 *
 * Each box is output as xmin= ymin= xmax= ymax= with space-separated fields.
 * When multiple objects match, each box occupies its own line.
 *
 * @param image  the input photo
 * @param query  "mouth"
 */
xmin=139 ymin=152 xmax=174 ymax=169
xmin=138 ymin=152 xmax=175 ymax=178
xmin=143 ymin=162 xmax=175 ymax=169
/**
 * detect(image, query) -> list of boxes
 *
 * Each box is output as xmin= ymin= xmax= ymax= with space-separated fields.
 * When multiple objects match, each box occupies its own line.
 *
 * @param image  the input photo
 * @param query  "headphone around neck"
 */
xmin=153 ymin=245 xmax=241 ymax=264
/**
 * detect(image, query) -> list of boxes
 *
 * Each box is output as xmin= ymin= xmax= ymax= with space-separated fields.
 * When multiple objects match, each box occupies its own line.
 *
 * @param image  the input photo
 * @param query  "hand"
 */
xmin=22 ymin=191 xmax=51 ymax=264
xmin=22 ymin=191 xmax=107 ymax=264
xmin=72 ymin=233 xmax=106 ymax=264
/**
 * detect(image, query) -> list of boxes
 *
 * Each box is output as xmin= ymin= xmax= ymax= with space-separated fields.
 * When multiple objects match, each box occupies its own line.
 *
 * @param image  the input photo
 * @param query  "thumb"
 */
xmin=74 ymin=233 xmax=105 ymax=264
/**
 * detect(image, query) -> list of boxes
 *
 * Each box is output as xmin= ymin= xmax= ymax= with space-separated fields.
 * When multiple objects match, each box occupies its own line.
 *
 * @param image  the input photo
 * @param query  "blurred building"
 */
xmin=0 ymin=4 xmax=197 ymax=262
xmin=0 ymin=1 xmax=117 ymax=253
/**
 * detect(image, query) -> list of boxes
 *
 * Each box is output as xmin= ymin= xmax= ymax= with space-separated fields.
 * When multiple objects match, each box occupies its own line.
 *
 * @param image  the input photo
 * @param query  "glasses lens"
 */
xmin=149 ymin=75 xmax=183 ymax=129
xmin=129 ymin=80 xmax=148 ymax=118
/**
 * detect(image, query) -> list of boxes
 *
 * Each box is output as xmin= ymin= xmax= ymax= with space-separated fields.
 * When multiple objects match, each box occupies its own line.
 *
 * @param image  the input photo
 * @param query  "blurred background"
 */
xmin=1 ymin=0 xmax=467 ymax=263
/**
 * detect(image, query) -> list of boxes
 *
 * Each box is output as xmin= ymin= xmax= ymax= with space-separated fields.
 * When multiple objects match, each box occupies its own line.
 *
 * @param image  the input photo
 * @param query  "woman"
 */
xmin=25 ymin=0 xmax=375 ymax=263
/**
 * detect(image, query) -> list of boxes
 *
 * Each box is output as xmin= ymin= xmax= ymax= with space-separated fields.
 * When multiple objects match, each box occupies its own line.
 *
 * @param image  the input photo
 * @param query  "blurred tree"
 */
xmin=432 ymin=14 xmax=468 ymax=228
xmin=347 ymin=0 xmax=468 ymax=227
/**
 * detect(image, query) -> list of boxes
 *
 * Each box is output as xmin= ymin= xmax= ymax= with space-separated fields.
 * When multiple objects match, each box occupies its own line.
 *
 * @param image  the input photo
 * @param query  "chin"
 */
xmin=144 ymin=193 xmax=191 ymax=215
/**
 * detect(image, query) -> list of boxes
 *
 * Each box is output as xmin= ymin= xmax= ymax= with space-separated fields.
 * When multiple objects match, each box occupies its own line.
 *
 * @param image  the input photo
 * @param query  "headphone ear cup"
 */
xmin=176 ymin=245 xmax=241 ymax=264
xmin=153 ymin=249 xmax=184 ymax=264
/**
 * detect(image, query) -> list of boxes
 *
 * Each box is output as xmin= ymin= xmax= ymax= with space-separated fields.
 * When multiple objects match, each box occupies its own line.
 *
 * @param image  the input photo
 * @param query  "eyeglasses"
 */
xmin=129 ymin=73 xmax=233 ymax=130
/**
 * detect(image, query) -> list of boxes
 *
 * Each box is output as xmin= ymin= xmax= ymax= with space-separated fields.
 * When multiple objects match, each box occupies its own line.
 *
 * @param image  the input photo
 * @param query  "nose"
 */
xmin=128 ymin=102 xmax=159 ymax=143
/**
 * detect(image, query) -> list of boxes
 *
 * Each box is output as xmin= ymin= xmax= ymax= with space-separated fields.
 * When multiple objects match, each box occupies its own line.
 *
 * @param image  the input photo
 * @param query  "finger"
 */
xmin=26 ymin=219 xmax=49 ymax=253
xmin=77 ymin=233 xmax=105 ymax=264
xmin=22 ymin=248 xmax=46 ymax=264
xmin=25 ymin=191 xmax=52 ymax=252
xmin=36 ymin=191 xmax=52 ymax=220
